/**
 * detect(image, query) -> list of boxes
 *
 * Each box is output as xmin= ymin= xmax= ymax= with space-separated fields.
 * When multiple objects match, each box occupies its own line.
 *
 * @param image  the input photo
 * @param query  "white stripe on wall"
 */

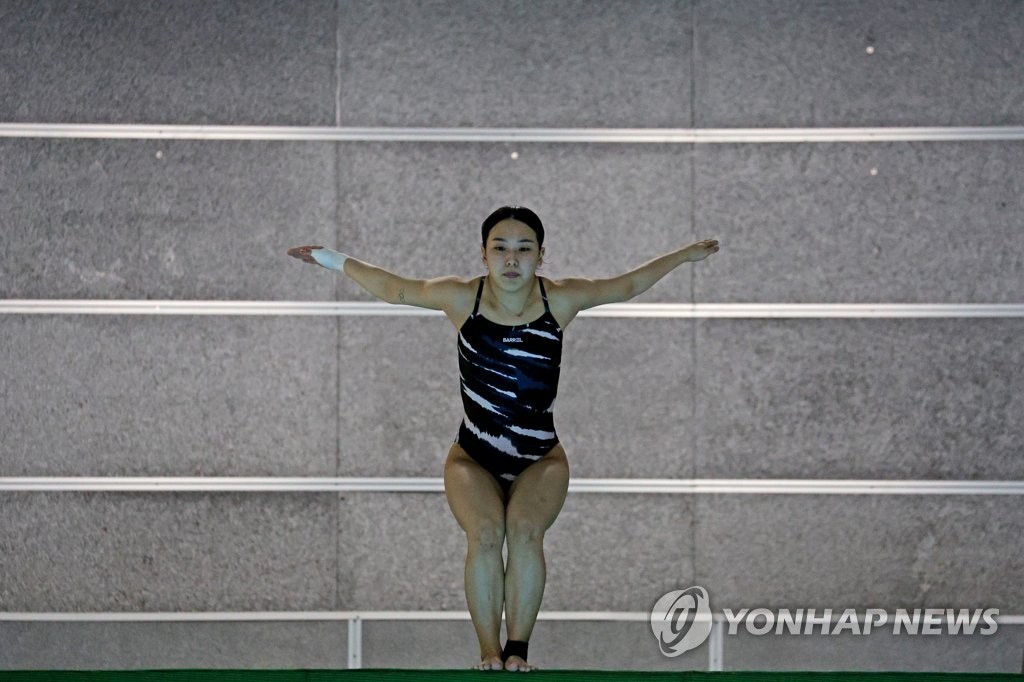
xmin=1 ymin=610 xmax=1021 ymax=624
xmin=2 ymin=123 xmax=1024 ymax=143
xmin=3 ymin=300 xmax=1024 ymax=318
xmin=1 ymin=477 xmax=1021 ymax=495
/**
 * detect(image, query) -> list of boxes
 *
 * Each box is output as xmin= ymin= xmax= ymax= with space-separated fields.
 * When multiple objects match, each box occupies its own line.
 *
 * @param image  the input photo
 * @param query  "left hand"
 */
xmin=687 ymin=239 xmax=720 ymax=262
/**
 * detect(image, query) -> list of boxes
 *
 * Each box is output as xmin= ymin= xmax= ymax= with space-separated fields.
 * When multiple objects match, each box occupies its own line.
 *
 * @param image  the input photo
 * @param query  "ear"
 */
xmin=481 ymin=244 xmax=487 ymax=262
xmin=538 ymin=246 xmax=545 ymax=267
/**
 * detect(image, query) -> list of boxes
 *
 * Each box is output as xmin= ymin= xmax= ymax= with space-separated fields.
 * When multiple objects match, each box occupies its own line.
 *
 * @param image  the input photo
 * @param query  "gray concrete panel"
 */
xmin=362 ymin=612 xmax=1024 ymax=671
xmin=0 ymin=492 xmax=337 ymax=611
xmin=338 ymin=493 xmax=464 ymax=610
xmin=537 ymin=489 xmax=699 ymax=614
xmin=335 ymin=316 xmax=462 ymax=478
xmin=0 ymin=315 xmax=336 ymax=476
xmin=2 ymin=619 xmax=1020 ymax=672
xmin=333 ymin=142 xmax=694 ymax=303
xmin=0 ymin=621 xmax=348 ymax=670
xmin=362 ymin=619 xmax=708 ymax=671
xmin=340 ymin=493 xmax=695 ymax=612
xmin=721 ymin=623 xmax=1024 ymax=673
xmin=695 ymin=495 xmax=1024 ymax=612
xmin=695 ymin=0 xmax=1024 ymax=127
xmin=336 ymin=0 xmax=691 ymax=127
xmin=0 ymin=139 xmax=337 ymax=300
xmin=559 ymin=318 xmax=696 ymax=479
xmin=532 ymin=619 xmax=707 ymax=671
xmin=360 ymin=620 xmax=478 ymax=669
xmin=0 ymin=0 xmax=336 ymax=125
xmin=695 ymin=142 xmax=1024 ymax=304
xmin=695 ymin=318 xmax=1024 ymax=480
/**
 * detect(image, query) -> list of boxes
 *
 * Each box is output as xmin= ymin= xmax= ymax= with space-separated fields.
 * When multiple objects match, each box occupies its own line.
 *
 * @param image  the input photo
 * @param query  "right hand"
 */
xmin=686 ymin=239 xmax=720 ymax=262
xmin=287 ymin=245 xmax=324 ymax=265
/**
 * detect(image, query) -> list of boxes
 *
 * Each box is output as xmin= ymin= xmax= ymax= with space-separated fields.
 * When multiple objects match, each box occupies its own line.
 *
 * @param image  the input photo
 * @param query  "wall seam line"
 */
xmin=334 ymin=0 xmax=343 ymax=612
xmin=689 ymin=0 xmax=701 ymax=606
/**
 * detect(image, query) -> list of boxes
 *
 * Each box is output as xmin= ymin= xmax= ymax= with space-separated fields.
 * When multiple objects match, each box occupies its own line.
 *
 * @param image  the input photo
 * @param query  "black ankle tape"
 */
xmin=501 ymin=639 xmax=529 ymax=662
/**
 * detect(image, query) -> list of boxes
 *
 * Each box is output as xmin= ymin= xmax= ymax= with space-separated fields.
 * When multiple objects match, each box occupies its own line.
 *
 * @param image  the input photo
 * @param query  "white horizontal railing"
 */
xmin=2 ymin=123 xmax=1024 ymax=143
xmin=2 ymin=610 xmax=1021 ymax=671
xmin=3 ymin=300 xmax=1024 ymax=318
xmin=1 ymin=478 xmax=1021 ymax=495
xmin=0 ymin=610 xmax=653 ymax=622
xmin=8 ymin=610 xmax=1015 ymax=624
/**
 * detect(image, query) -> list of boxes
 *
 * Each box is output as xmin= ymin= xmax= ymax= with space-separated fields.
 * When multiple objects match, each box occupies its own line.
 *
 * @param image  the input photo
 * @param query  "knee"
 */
xmin=506 ymin=516 xmax=545 ymax=546
xmin=467 ymin=518 xmax=505 ymax=551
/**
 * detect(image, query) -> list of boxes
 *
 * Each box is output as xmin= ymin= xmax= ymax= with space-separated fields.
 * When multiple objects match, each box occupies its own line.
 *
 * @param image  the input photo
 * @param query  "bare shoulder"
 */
xmin=540 ymin=276 xmax=591 ymax=329
xmin=543 ymin=273 xmax=633 ymax=313
xmin=422 ymin=274 xmax=477 ymax=299
xmin=423 ymin=275 xmax=479 ymax=328
xmin=543 ymin=276 xmax=597 ymax=304
xmin=544 ymin=276 xmax=593 ymax=294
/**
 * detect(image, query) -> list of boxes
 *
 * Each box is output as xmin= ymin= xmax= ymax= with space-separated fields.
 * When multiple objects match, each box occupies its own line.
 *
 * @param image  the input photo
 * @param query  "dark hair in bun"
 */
xmin=481 ymin=206 xmax=544 ymax=247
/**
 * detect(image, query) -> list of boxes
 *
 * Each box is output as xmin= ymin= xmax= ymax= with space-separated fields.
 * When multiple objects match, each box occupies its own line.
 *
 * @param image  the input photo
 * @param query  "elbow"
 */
xmin=623 ymin=277 xmax=642 ymax=302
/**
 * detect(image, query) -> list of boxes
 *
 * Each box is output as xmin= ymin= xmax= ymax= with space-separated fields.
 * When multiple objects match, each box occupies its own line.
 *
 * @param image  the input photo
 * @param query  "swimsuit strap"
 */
xmin=538 ymin=276 xmax=551 ymax=315
xmin=472 ymin=276 xmax=485 ymax=316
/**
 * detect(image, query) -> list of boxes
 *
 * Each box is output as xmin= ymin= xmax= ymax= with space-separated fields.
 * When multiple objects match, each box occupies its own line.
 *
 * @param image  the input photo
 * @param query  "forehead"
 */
xmin=487 ymin=218 xmax=537 ymax=243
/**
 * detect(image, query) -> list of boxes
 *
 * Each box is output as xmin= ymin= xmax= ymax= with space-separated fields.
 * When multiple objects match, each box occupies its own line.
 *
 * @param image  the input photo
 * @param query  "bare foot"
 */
xmin=474 ymin=653 xmax=504 ymax=671
xmin=504 ymin=655 xmax=534 ymax=672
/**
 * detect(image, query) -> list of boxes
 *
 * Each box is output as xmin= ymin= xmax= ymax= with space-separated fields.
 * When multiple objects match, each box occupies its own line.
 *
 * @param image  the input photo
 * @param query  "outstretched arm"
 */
xmin=558 ymin=239 xmax=719 ymax=311
xmin=287 ymin=245 xmax=464 ymax=311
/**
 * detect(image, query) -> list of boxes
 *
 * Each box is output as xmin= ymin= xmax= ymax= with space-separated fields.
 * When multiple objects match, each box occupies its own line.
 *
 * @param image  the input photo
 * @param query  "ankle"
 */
xmin=501 ymin=639 xmax=529 ymax=662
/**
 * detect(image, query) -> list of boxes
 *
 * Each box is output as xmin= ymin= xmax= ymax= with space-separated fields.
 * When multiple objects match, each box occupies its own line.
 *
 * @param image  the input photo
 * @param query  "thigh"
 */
xmin=505 ymin=444 xmax=570 ymax=534
xmin=443 ymin=442 xmax=507 ymax=536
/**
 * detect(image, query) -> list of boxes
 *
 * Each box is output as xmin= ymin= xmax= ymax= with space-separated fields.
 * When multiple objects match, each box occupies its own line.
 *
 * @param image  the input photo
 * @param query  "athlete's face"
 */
xmin=482 ymin=219 xmax=544 ymax=288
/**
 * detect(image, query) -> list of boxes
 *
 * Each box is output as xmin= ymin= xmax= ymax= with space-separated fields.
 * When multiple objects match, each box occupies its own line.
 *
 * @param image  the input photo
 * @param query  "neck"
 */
xmin=486 ymin=275 xmax=536 ymax=316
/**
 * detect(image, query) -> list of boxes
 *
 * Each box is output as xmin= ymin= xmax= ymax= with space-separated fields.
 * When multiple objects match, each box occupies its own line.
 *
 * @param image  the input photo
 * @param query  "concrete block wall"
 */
xmin=1 ymin=0 xmax=1022 ymax=672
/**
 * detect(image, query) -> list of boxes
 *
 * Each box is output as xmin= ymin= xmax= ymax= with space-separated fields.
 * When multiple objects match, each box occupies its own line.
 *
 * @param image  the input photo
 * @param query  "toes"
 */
xmin=504 ymin=656 xmax=533 ymax=672
xmin=476 ymin=656 xmax=504 ymax=671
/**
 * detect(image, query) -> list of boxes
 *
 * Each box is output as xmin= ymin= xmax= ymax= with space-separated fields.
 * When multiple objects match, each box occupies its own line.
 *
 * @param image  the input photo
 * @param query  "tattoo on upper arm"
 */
xmin=398 ymin=288 xmax=406 ymax=303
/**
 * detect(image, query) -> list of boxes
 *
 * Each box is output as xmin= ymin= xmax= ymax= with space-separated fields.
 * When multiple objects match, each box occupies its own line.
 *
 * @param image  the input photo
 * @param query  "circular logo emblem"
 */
xmin=650 ymin=586 xmax=713 ymax=656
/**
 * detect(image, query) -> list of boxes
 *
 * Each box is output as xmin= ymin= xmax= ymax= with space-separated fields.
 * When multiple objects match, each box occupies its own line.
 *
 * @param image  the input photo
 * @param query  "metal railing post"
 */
xmin=347 ymin=615 xmax=362 ymax=669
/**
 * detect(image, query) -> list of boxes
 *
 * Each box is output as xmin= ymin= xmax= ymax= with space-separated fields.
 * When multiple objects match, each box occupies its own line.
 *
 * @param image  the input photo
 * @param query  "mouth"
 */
xmin=502 ymin=271 xmax=520 ymax=279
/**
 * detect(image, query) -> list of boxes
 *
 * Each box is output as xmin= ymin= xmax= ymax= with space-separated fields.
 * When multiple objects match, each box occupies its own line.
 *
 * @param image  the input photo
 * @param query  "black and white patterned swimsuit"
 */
xmin=455 ymin=276 xmax=562 ymax=493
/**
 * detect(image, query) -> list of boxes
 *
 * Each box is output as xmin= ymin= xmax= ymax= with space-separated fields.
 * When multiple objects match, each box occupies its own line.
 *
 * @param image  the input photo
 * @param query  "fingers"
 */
xmin=287 ymin=245 xmax=325 ymax=264
xmin=688 ymin=239 xmax=719 ymax=262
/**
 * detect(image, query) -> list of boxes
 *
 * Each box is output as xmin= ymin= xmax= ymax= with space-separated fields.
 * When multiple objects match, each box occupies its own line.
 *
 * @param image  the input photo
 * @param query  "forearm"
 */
xmin=626 ymin=243 xmax=698 ymax=297
xmin=312 ymin=248 xmax=404 ymax=304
